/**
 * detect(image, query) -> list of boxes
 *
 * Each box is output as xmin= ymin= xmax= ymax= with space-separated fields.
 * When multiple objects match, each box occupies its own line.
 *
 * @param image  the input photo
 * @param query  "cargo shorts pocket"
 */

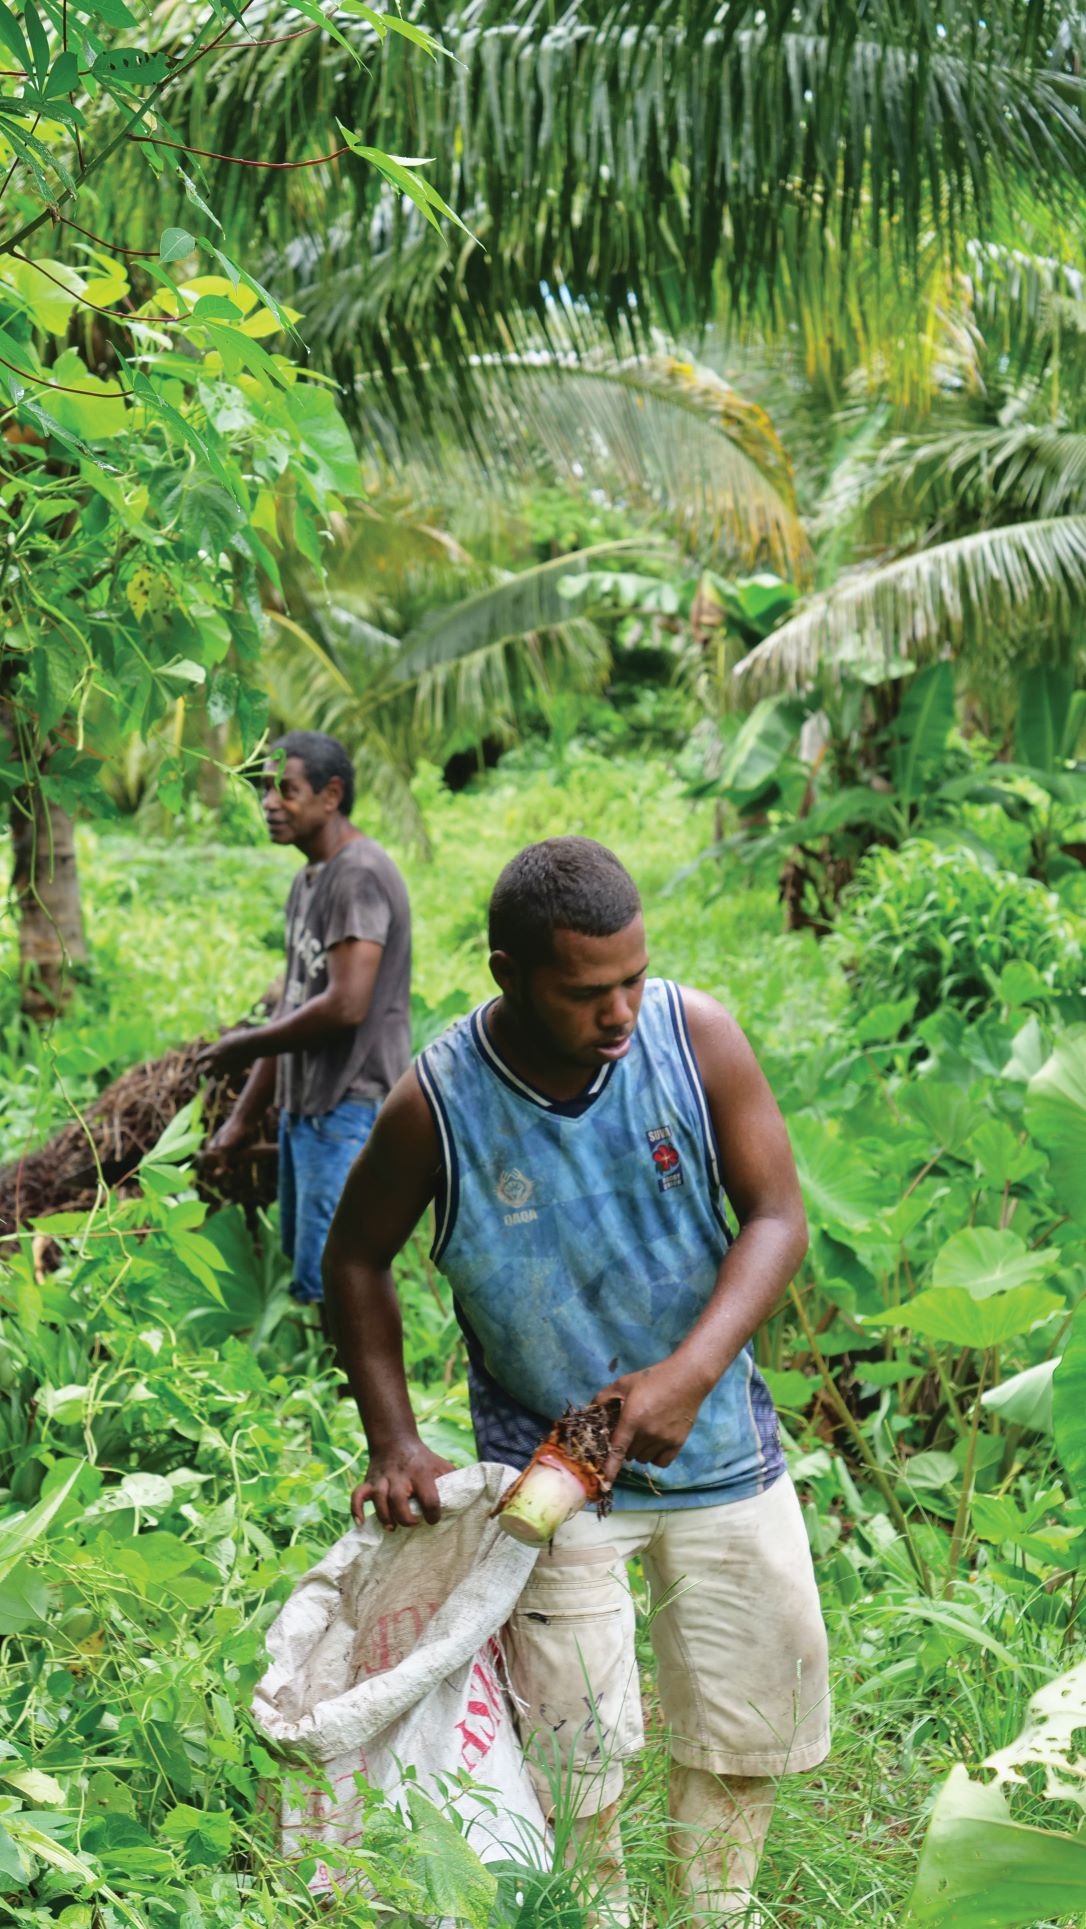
xmin=504 ymin=1557 xmax=643 ymax=1814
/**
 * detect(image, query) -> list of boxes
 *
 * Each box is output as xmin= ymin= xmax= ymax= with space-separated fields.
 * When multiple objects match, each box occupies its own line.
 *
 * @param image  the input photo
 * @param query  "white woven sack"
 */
xmin=253 ymin=1462 xmax=545 ymax=1892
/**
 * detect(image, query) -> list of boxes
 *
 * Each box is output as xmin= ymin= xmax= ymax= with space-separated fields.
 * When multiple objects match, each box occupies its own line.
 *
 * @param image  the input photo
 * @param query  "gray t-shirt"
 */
xmin=275 ymin=837 xmax=411 ymax=1116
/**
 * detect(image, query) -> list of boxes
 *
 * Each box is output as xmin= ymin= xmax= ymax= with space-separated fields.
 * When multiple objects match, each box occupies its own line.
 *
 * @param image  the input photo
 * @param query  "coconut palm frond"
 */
xmin=735 ymin=515 xmax=1086 ymax=693
xmin=359 ymin=351 xmax=805 ymax=576
xmin=393 ymin=542 xmax=649 ymax=682
xmin=261 ymin=538 xmax=632 ymax=806
xmin=145 ymin=0 xmax=1086 ymax=383
xmin=965 ymin=236 xmax=1086 ymax=345
xmin=892 ymin=428 xmax=1086 ymax=520
xmin=820 ymin=426 xmax=1086 ymax=535
xmin=409 ymin=620 xmax=608 ymax=744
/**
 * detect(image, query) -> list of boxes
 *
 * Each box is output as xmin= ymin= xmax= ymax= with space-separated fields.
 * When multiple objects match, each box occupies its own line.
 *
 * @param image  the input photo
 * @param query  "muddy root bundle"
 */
xmin=0 ymin=1039 xmax=278 ymax=1240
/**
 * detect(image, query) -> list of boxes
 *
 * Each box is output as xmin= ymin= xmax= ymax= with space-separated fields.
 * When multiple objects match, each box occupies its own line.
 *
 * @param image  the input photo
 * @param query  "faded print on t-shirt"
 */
xmin=275 ymin=837 xmax=411 ymax=1116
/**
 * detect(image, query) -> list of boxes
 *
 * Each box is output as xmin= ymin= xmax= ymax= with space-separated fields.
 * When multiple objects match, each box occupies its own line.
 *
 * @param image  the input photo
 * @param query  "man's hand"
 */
xmin=351 ymin=1438 xmax=455 ymax=1531
xmin=594 ymin=1359 xmax=710 ymax=1489
xmin=197 ymin=1029 xmax=260 ymax=1078
xmin=205 ymin=1110 xmax=258 ymax=1163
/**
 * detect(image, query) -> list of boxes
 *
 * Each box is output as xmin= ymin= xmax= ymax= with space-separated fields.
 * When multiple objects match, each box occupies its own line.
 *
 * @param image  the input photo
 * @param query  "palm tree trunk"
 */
xmin=11 ymin=786 xmax=88 ymax=1020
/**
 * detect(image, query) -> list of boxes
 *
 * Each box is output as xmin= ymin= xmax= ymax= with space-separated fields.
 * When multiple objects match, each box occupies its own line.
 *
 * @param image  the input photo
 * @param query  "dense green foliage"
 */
xmin=3 ymin=0 xmax=1086 ymax=1922
xmin=0 ymin=749 xmax=1083 ymax=1926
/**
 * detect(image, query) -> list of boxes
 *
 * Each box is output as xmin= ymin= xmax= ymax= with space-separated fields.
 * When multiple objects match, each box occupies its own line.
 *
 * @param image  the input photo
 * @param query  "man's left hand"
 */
xmin=197 ymin=1029 xmax=259 ymax=1078
xmin=593 ymin=1359 xmax=708 ymax=1489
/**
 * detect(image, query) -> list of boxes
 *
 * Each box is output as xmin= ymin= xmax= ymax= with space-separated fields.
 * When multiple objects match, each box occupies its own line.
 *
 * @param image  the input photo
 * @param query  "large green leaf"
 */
xmin=47 ymin=350 xmax=127 ymax=442
xmin=1014 ymin=665 xmax=1074 ymax=773
xmin=7 ymin=255 xmax=85 ymax=335
xmin=931 ymin=1227 xmax=1053 ymax=1300
xmin=284 ymin=384 xmax=363 ymax=497
xmin=889 ymin=663 xmax=955 ymax=810
xmin=900 ymin=1083 xmax=985 ymax=1157
xmin=404 ymin=1789 xmax=496 ymax=1929
xmin=1026 ymin=1029 xmax=1086 ymax=1222
xmin=1053 ymin=1296 xmax=1086 ymax=1497
xmin=981 ymin=1359 xmax=1057 ymax=1434
xmin=0 ymin=1559 xmax=49 ymax=1636
xmin=866 ymin=1283 xmax=1061 ymax=1347
xmin=907 ymin=1764 xmax=1086 ymax=1928
xmin=718 ymin=696 xmax=805 ymax=796
xmin=788 ymin=1115 xmax=884 ymax=1235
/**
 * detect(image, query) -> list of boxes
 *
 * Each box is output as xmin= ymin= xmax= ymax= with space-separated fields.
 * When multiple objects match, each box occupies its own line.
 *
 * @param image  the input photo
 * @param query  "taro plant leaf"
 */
xmin=1053 ymin=1297 xmax=1086 ymax=1497
xmin=931 ymin=1227 xmax=1053 ymax=1299
xmin=899 ymin=1451 xmax=958 ymax=1492
xmin=970 ymin=1119 xmax=1046 ymax=1191
xmin=759 ymin=1367 xmax=816 ymax=1409
xmin=865 ymin=1283 xmax=1062 ymax=1347
xmin=403 ymin=1788 xmax=496 ymax=1929
xmin=981 ymin=1359 xmax=1058 ymax=1434
xmin=906 ymin=1763 xmax=1086 ymax=1928
xmin=1003 ymin=1017 xmax=1048 ymax=1084
xmin=900 ymin=1082 xmax=984 ymax=1157
xmin=788 ymin=1115 xmax=884 ymax=1235
xmin=853 ymin=996 xmax=918 ymax=1045
xmin=969 ymin=1487 xmax=1079 ymax=1563
xmin=714 ymin=570 xmax=799 ymax=634
xmin=1026 ymin=1029 xmax=1086 ymax=1221
xmin=984 ymin=1658 xmax=1086 ymax=1803
xmin=910 ymin=1660 xmax=1086 ymax=1924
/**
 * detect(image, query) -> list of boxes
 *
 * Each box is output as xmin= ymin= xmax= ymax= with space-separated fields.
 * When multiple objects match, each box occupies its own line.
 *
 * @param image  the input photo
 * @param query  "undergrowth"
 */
xmin=0 ymin=750 xmax=1083 ymax=1926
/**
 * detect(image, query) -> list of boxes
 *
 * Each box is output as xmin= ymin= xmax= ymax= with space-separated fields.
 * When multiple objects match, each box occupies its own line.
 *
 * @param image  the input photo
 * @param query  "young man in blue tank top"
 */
xmin=324 ymin=837 xmax=830 ymax=1925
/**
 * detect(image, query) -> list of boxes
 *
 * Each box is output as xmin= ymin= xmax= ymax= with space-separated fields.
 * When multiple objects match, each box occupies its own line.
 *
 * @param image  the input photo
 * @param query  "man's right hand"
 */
xmin=205 ymin=1110 xmax=257 ymax=1162
xmin=351 ymin=1439 xmax=455 ymax=1531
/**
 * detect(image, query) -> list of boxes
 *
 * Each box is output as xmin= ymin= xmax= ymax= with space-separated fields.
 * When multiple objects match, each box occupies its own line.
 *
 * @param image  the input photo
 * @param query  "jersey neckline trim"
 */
xmin=470 ymin=1003 xmax=616 ymax=1118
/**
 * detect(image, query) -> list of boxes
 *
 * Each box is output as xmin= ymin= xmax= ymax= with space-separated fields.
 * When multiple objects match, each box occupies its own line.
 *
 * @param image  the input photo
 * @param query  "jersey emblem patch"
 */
xmin=496 ymin=1167 xmax=534 ymax=1209
xmin=646 ymin=1124 xmax=684 ymax=1192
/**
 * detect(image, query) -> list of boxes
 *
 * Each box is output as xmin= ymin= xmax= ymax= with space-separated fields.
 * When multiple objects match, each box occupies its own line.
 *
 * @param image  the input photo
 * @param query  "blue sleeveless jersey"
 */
xmin=416 ymin=979 xmax=784 ymax=1509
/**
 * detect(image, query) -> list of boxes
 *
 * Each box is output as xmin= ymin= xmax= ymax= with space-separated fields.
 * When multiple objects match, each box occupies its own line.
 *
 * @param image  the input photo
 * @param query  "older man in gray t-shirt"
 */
xmin=201 ymin=730 xmax=411 ymax=1306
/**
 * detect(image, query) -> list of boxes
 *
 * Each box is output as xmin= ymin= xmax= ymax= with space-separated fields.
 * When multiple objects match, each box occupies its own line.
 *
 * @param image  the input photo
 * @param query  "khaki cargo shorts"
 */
xmin=503 ymin=1472 xmax=830 ymax=1817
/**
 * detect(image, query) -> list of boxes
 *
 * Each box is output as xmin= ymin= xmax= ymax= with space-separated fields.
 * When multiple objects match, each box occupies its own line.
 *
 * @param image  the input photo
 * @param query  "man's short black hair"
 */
xmin=269 ymin=731 xmax=355 ymax=817
xmin=489 ymin=837 xmax=642 ymax=967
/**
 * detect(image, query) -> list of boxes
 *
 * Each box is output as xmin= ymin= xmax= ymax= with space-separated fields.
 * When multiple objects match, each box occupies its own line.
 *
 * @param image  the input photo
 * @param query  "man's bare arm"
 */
xmin=322 ymin=1069 xmax=451 ymax=1529
xmin=597 ymin=987 xmax=807 ymax=1483
xmin=199 ymin=939 xmax=383 ymax=1076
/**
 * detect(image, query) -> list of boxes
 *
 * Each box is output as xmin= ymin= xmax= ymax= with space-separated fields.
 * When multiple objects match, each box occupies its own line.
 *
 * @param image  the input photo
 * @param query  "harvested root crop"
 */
xmin=491 ymin=1398 xmax=621 ymax=1545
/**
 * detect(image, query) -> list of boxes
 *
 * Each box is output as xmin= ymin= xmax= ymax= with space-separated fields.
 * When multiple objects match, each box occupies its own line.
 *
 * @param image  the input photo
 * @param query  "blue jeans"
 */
xmin=278 ymin=1098 xmax=380 ymax=1304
